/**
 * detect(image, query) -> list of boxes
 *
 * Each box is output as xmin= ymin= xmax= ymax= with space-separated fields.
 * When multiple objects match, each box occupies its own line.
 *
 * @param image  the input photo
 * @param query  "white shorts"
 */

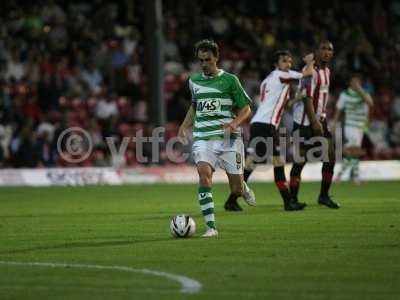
xmin=344 ymin=126 xmax=363 ymax=147
xmin=192 ymin=139 xmax=244 ymax=174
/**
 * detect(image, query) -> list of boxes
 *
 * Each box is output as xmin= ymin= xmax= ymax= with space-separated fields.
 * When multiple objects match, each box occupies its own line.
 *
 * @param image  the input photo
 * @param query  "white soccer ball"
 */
xmin=170 ymin=215 xmax=196 ymax=238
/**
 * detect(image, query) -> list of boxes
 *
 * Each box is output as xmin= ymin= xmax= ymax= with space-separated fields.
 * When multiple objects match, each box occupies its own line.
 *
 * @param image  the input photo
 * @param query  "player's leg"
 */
xmin=224 ymin=142 xmax=246 ymax=211
xmin=349 ymin=155 xmax=361 ymax=184
xmin=224 ymin=132 xmax=258 ymax=211
xmin=290 ymin=162 xmax=306 ymax=200
xmin=193 ymin=141 xmax=218 ymax=236
xmin=224 ymin=169 xmax=244 ymax=212
xmin=318 ymin=122 xmax=340 ymax=208
xmin=219 ymin=139 xmax=256 ymax=211
xmin=345 ymin=127 xmax=365 ymax=184
xmin=336 ymin=148 xmax=364 ymax=182
xmin=273 ymin=155 xmax=305 ymax=211
xmin=262 ymin=124 xmax=304 ymax=210
xmin=196 ymin=162 xmax=218 ymax=237
xmin=224 ymin=153 xmax=249 ymax=211
xmin=290 ymin=123 xmax=310 ymax=204
xmin=336 ymin=126 xmax=360 ymax=182
xmin=335 ymin=154 xmax=351 ymax=182
xmin=225 ymin=170 xmax=256 ymax=211
xmin=226 ymin=172 xmax=244 ymax=206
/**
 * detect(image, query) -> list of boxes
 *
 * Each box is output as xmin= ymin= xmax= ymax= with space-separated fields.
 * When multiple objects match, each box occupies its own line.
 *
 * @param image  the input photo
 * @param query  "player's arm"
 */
xmin=286 ymin=54 xmax=314 ymax=108
xmin=332 ymin=107 xmax=343 ymax=132
xmin=286 ymin=84 xmax=307 ymax=109
xmin=332 ymin=92 xmax=345 ymax=132
xmin=303 ymin=96 xmax=323 ymax=135
xmin=302 ymin=53 xmax=315 ymax=77
xmin=178 ymin=105 xmax=195 ymax=144
xmin=351 ymin=79 xmax=373 ymax=106
xmin=178 ymin=79 xmax=196 ymax=144
xmin=224 ymin=105 xmax=251 ymax=131
xmin=224 ymin=75 xmax=252 ymax=130
xmin=301 ymin=65 xmax=323 ymax=135
xmin=356 ymin=87 xmax=373 ymax=107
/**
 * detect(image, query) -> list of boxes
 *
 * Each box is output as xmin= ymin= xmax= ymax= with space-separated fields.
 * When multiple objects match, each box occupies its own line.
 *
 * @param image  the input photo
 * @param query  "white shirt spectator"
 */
xmin=5 ymin=58 xmax=25 ymax=81
xmin=37 ymin=122 xmax=55 ymax=141
xmin=81 ymin=66 xmax=103 ymax=93
xmin=41 ymin=2 xmax=67 ymax=23
xmin=95 ymin=98 xmax=118 ymax=120
xmin=0 ymin=124 xmax=13 ymax=159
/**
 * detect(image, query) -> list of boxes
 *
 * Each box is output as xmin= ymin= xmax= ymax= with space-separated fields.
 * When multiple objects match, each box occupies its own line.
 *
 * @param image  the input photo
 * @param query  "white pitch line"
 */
xmin=0 ymin=261 xmax=202 ymax=294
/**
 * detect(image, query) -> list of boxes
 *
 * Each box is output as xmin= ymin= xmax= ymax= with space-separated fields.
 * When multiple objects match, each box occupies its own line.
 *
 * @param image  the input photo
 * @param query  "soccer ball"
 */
xmin=170 ymin=215 xmax=196 ymax=238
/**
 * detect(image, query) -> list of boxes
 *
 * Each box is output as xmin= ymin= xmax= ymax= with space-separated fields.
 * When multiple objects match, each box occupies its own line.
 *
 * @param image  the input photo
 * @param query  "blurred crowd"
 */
xmin=1 ymin=0 xmax=400 ymax=168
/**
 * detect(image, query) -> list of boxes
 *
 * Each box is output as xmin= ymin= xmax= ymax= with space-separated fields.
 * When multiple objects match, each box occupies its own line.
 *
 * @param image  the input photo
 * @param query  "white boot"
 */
xmin=202 ymin=228 xmax=218 ymax=237
xmin=242 ymin=182 xmax=256 ymax=206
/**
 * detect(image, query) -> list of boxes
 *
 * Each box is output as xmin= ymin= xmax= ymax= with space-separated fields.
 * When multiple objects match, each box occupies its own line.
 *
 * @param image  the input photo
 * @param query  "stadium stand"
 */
xmin=1 ymin=0 xmax=400 ymax=167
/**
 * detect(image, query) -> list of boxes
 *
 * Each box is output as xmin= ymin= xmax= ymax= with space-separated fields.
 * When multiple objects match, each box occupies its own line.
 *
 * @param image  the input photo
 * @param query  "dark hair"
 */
xmin=194 ymin=39 xmax=219 ymax=58
xmin=318 ymin=40 xmax=333 ymax=48
xmin=273 ymin=50 xmax=292 ymax=64
xmin=349 ymin=72 xmax=362 ymax=81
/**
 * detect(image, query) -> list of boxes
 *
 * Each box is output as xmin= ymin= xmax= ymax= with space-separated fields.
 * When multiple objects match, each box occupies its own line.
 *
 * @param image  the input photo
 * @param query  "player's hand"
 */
xmin=286 ymin=98 xmax=295 ymax=109
xmin=177 ymin=127 xmax=189 ymax=145
xmin=303 ymin=53 xmax=315 ymax=64
xmin=223 ymin=120 xmax=239 ymax=131
xmin=329 ymin=121 xmax=337 ymax=134
xmin=311 ymin=120 xmax=324 ymax=136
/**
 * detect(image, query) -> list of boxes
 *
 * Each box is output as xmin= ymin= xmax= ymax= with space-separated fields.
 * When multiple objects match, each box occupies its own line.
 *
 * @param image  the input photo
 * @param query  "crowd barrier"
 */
xmin=0 ymin=161 xmax=399 ymax=186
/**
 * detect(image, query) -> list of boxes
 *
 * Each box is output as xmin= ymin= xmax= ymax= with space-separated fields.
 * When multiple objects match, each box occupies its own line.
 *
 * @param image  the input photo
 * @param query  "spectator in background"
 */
xmin=35 ymin=131 xmax=54 ymax=167
xmin=38 ymin=72 xmax=62 ymax=112
xmin=81 ymin=61 xmax=103 ymax=94
xmin=37 ymin=113 xmax=55 ymax=142
xmin=10 ymin=125 xmax=39 ymax=168
xmin=5 ymin=49 xmax=25 ymax=81
xmin=390 ymin=96 xmax=400 ymax=147
xmin=95 ymin=91 xmax=118 ymax=121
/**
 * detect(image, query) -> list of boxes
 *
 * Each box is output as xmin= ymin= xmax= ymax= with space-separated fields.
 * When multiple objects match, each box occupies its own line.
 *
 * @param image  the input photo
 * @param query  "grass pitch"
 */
xmin=0 ymin=181 xmax=399 ymax=300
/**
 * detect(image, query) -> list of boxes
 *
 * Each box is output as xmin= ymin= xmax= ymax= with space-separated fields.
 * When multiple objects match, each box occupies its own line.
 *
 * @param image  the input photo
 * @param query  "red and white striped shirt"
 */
xmin=251 ymin=70 xmax=303 ymax=127
xmin=293 ymin=66 xmax=331 ymax=126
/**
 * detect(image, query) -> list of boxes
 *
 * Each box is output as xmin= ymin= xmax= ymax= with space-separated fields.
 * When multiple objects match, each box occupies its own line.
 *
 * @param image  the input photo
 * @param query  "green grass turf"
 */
xmin=0 ymin=181 xmax=399 ymax=300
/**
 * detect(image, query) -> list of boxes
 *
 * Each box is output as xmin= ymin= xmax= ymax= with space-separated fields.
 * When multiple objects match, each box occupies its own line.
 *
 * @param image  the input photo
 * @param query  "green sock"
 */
xmin=350 ymin=157 xmax=360 ymax=179
xmin=338 ymin=156 xmax=351 ymax=177
xmin=198 ymin=186 xmax=216 ymax=229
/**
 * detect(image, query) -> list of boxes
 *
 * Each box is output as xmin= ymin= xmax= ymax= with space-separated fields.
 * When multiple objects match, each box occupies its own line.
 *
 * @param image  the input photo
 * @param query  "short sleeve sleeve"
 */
xmin=189 ymin=79 xmax=196 ymax=107
xmin=288 ymin=70 xmax=303 ymax=80
xmin=231 ymin=75 xmax=252 ymax=108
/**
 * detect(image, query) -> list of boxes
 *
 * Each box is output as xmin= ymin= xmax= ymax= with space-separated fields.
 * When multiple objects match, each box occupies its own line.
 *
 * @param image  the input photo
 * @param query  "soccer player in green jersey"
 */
xmin=178 ymin=40 xmax=254 ymax=237
xmin=333 ymin=73 xmax=373 ymax=184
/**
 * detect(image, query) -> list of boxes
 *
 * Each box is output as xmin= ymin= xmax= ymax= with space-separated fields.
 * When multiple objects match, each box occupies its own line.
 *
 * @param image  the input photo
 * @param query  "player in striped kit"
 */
xmin=224 ymin=50 xmax=315 ymax=211
xmin=178 ymin=40 xmax=254 ymax=237
xmin=289 ymin=40 xmax=340 ymax=208
xmin=333 ymin=74 xmax=373 ymax=183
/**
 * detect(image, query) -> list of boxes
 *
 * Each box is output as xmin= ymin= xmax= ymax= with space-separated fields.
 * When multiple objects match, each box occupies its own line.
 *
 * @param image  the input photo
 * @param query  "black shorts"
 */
xmin=247 ymin=122 xmax=281 ymax=163
xmin=293 ymin=120 xmax=332 ymax=152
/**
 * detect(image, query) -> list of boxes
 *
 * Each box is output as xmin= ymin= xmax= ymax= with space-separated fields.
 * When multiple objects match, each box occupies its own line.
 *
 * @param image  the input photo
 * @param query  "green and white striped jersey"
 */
xmin=189 ymin=70 xmax=251 ymax=141
xmin=337 ymin=88 xmax=370 ymax=130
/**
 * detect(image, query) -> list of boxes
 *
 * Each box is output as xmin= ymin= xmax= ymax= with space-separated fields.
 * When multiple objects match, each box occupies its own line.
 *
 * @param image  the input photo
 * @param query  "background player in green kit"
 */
xmin=178 ymin=40 xmax=254 ymax=237
xmin=334 ymin=73 xmax=373 ymax=184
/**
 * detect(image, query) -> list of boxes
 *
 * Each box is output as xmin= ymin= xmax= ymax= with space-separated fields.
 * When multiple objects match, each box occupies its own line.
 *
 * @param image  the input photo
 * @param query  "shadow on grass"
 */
xmin=0 ymin=237 xmax=176 ymax=255
xmin=0 ymin=212 xmax=173 ymax=220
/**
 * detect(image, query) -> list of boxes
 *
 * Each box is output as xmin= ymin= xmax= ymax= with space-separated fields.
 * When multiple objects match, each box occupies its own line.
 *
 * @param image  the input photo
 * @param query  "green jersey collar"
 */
xmin=202 ymin=69 xmax=224 ymax=79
